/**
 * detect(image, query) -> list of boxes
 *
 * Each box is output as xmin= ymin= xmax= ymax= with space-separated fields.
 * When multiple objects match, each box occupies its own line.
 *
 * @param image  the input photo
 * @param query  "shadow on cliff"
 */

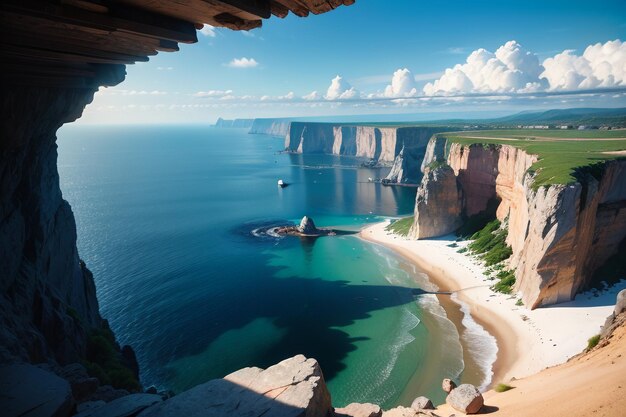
xmin=149 ymin=251 xmax=427 ymax=393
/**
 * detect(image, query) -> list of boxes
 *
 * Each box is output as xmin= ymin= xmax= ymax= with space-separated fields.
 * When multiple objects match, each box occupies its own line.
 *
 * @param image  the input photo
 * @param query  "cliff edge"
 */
xmin=410 ymin=136 xmax=626 ymax=308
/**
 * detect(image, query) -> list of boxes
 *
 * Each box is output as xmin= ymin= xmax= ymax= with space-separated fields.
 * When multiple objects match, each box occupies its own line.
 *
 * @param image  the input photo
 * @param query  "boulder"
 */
xmin=0 ymin=364 xmax=74 ymax=417
xmin=410 ymin=396 xmax=434 ymax=410
xmin=446 ymin=384 xmax=484 ymax=414
xmin=89 ymin=386 xmax=131 ymax=403
xmin=441 ymin=378 xmax=456 ymax=393
xmin=75 ymin=394 xmax=162 ymax=417
xmin=60 ymin=363 xmax=100 ymax=402
xmin=335 ymin=402 xmax=382 ymax=417
xmin=298 ymin=216 xmax=318 ymax=235
xmin=137 ymin=355 xmax=332 ymax=417
xmin=77 ymin=401 xmax=106 ymax=414
xmin=409 ymin=166 xmax=464 ymax=239
xmin=381 ymin=406 xmax=416 ymax=417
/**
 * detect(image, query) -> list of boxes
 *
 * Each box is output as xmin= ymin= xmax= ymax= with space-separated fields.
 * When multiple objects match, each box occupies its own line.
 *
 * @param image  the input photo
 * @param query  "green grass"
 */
xmin=494 ymin=383 xmax=514 ymax=393
xmin=465 ymin=219 xmax=516 ymax=293
xmin=587 ymin=334 xmax=601 ymax=351
xmin=467 ymin=220 xmax=513 ymax=266
xmin=84 ymin=326 xmax=140 ymax=392
xmin=386 ymin=216 xmax=413 ymax=236
xmin=451 ymin=128 xmax=626 ymax=139
xmin=426 ymin=159 xmax=449 ymax=170
xmin=492 ymin=269 xmax=516 ymax=294
xmin=440 ymin=130 xmax=626 ymax=189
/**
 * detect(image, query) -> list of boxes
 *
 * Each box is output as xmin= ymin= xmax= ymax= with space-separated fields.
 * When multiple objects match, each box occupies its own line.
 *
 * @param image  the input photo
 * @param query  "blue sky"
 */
xmin=82 ymin=0 xmax=626 ymax=124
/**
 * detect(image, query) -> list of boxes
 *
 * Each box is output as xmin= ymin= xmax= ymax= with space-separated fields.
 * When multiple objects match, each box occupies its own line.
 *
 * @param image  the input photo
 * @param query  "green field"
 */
xmin=451 ymin=128 xmax=626 ymax=139
xmin=440 ymin=130 xmax=626 ymax=189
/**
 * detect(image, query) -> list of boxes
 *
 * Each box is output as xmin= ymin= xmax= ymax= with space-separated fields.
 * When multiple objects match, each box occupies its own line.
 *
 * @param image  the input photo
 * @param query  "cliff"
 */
xmin=214 ymin=118 xmax=254 ymax=128
xmin=249 ymin=118 xmax=293 ymax=137
xmin=0 ymin=66 xmax=131 ymax=365
xmin=410 ymin=137 xmax=626 ymax=308
xmin=284 ymin=123 xmax=455 ymax=183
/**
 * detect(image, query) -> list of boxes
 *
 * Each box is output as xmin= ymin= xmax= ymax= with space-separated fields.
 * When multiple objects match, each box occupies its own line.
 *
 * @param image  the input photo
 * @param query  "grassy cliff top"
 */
xmin=440 ymin=129 xmax=626 ymax=189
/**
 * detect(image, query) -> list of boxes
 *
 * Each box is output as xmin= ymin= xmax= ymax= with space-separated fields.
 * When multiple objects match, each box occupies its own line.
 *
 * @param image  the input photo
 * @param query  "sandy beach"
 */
xmin=360 ymin=220 xmax=626 ymax=388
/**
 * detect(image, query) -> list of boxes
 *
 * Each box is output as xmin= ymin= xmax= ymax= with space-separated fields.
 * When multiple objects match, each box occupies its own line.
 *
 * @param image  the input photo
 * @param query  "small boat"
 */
xmin=368 ymin=177 xmax=373 ymax=182
xmin=277 ymin=179 xmax=288 ymax=188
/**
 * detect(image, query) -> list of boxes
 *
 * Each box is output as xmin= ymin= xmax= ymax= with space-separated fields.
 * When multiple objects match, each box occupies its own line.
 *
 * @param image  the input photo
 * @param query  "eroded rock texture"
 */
xmin=0 ymin=64 xmax=126 ymax=364
xmin=284 ymin=123 xmax=454 ymax=172
xmin=410 ymin=137 xmax=626 ymax=308
xmin=409 ymin=166 xmax=464 ymax=239
xmin=137 ymin=355 xmax=332 ymax=417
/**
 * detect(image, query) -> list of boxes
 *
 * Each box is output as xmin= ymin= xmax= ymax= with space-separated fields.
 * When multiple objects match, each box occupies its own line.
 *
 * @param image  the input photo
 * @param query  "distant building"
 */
xmin=559 ymin=125 xmax=573 ymax=129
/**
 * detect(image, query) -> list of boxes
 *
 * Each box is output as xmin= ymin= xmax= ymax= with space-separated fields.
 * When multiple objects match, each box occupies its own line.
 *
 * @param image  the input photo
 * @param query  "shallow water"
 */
xmin=58 ymin=125 xmax=470 ymax=407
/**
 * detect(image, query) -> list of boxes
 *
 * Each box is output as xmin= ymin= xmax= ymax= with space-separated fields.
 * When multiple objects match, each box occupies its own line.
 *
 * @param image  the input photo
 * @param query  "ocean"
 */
xmin=57 ymin=125 xmax=478 ymax=407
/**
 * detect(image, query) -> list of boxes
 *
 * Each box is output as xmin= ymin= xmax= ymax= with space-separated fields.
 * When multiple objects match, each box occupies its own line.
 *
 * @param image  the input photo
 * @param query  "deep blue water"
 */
xmin=57 ymin=125 xmax=464 ymax=407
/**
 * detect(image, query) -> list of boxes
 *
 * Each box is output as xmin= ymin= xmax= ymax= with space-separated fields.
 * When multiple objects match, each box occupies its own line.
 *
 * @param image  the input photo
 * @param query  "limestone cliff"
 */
xmin=284 ymin=123 xmax=455 ymax=181
xmin=0 ymin=65 xmax=126 ymax=365
xmin=249 ymin=118 xmax=293 ymax=137
xmin=409 ymin=166 xmax=464 ymax=238
xmin=214 ymin=118 xmax=253 ymax=128
xmin=410 ymin=137 xmax=626 ymax=308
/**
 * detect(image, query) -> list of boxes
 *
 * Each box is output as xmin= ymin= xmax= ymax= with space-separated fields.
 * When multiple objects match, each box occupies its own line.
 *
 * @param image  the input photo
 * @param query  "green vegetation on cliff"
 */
xmin=441 ymin=130 xmax=626 ymax=189
xmin=468 ymin=220 xmax=513 ymax=266
xmin=386 ymin=216 xmax=414 ymax=236
xmin=83 ymin=325 xmax=140 ymax=392
xmin=466 ymin=219 xmax=516 ymax=293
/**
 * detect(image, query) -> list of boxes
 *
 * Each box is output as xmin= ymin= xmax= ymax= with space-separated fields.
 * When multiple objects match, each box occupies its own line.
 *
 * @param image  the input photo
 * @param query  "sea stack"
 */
xmin=298 ymin=216 xmax=318 ymax=235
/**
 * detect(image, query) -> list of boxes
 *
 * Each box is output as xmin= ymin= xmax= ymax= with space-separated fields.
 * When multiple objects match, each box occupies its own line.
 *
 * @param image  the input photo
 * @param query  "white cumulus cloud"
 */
xmin=227 ymin=57 xmax=259 ymax=68
xmin=193 ymin=90 xmax=233 ymax=98
xmin=200 ymin=25 xmax=216 ymax=37
xmin=541 ymin=39 xmax=626 ymax=90
xmin=302 ymin=91 xmax=321 ymax=100
xmin=384 ymin=68 xmax=418 ymax=97
xmin=423 ymin=39 xmax=626 ymax=96
xmin=325 ymin=75 xmax=358 ymax=100
xmin=424 ymin=41 xmax=546 ymax=95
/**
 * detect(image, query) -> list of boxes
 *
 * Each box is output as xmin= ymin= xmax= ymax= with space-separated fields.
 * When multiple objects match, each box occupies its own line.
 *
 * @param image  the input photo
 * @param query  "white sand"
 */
xmin=361 ymin=220 xmax=626 ymax=382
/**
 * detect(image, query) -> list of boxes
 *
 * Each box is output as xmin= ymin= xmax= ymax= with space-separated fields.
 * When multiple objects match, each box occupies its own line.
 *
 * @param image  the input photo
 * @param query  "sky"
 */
xmin=80 ymin=0 xmax=626 ymax=124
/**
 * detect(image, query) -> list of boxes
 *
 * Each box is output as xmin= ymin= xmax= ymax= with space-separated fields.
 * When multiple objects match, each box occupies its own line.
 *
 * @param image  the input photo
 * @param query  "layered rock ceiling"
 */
xmin=2 ymin=0 xmax=354 ymax=86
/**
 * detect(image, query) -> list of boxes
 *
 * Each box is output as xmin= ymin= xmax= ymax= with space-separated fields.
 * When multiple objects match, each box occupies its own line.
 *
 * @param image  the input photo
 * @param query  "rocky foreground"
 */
xmin=3 ymin=290 xmax=623 ymax=417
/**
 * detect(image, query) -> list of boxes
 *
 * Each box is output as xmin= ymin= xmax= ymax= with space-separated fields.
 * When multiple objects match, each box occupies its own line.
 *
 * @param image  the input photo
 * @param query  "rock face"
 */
xmin=214 ymin=118 xmax=254 ymax=128
xmin=441 ymin=378 xmax=457 ymax=394
xmin=335 ymin=403 xmax=382 ymax=417
xmin=249 ymin=118 xmax=293 ymax=137
xmin=385 ymin=146 xmax=426 ymax=184
xmin=0 ymin=66 xmax=126 ymax=365
xmin=298 ymin=216 xmax=319 ymax=235
xmin=409 ymin=166 xmax=464 ymax=239
xmin=410 ymin=137 xmax=626 ymax=307
xmin=138 ymin=355 xmax=332 ymax=417
xmin=410 ymin=396 xmax=434 ymax=410
xmin=445 ymin=384 xmax=484 ymax=414
xmin=75 ymin=394 xmax=162 ymax=417
xmin=284 ymin=123 xmax=455 ymax=175
xmin=0 ymin=364 xmax=74 ymax=417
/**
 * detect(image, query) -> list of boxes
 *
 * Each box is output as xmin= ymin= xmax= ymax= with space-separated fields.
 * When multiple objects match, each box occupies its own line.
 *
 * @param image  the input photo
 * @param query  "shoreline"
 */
xmin=359 ymin=220 xmax=626 ymax=397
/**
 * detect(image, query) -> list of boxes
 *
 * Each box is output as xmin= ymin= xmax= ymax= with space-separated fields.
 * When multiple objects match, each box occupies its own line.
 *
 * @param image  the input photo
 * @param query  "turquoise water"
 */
xmin=57 ymin=125 xmax=465 ymax=407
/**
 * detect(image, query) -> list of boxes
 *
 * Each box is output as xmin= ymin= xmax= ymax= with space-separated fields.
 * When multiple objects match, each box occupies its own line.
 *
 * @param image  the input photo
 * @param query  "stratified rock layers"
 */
xmin=410 ymin=166 xmax=464 ymax=238
xmin=411 ymin=138 xmax=626 ymax=308
xmin=249 ymin=118 xmax=293 ymax=137
xmin=284 ymin=123 xmax=454 ymax=176
xmin=0 ymin=65 xmax=126 ymax=364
